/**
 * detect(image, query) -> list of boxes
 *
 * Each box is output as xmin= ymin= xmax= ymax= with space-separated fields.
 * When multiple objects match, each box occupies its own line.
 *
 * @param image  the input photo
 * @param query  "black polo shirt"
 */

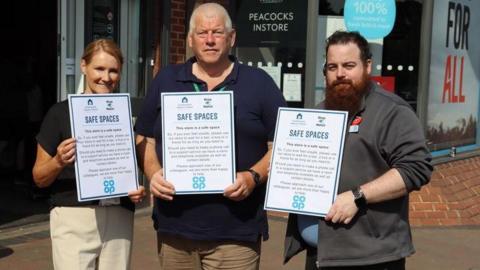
xmin=135 ymin=56 xmax=287 ymax=242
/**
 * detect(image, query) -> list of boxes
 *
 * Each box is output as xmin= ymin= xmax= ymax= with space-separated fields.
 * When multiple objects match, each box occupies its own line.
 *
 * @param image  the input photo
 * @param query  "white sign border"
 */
xmin=264 ymin=107 xmax=348 ymax=217
xmin=160 ymin=91 xmax=236 ymax=194
xmin=68 ymin=93 xmax=139 ymax=201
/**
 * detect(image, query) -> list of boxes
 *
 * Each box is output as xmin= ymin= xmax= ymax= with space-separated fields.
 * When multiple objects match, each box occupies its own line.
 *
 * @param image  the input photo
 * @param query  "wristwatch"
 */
xmin=352 ymin=186 xmax=367 ymax=209
xmin=247 ymin=169 xmax=261 ymax=187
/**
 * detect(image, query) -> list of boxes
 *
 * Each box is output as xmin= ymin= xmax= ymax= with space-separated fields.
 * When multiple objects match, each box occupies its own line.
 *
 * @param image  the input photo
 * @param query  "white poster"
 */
xmin=283 ymin=73 xmax=302 ymax=102
xmin=68 ymin=94 xmax=138 ymax=202
xmin=265 ymin=108 xmax=348 ymax=217
xmin=161 ymin=91 xmax=236 ymax=194
xmin=259 ymin=65 xmax=282 ymax=89
xmin=427 ymin=1 xmax=480 ymax=152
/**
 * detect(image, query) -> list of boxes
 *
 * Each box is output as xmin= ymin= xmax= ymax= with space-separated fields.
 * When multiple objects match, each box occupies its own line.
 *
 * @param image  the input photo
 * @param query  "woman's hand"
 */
xmin=33 ymin=138 xmax=76 ymax=188
xmin=128 ymin=185 xmax=146 ymax=203
xmin=54 ymin=137 xmax=76 ymax=167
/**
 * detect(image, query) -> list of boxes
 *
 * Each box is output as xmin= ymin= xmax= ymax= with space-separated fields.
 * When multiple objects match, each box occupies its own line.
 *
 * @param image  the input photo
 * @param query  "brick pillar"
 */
xmin=169 ymin=0 xmax=231 ymax=64
xmin=170 ymin=0 xmax=187 ymax=64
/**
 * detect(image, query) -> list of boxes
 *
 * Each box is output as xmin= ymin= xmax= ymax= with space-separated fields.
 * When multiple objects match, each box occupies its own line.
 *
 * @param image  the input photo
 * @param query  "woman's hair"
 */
xmin=81 ymin=39 xmax=124 ymax=69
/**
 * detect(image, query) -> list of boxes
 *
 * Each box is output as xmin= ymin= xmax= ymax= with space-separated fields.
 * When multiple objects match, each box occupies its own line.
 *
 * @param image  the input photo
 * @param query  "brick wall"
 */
xmin=170 ymin=0 xmax=187 ymax=64
xmin=410 ymin=156 xmax=480 ymax=226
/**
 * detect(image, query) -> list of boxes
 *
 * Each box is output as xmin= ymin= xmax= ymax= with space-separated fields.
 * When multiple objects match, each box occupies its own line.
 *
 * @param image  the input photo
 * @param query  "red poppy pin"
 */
xmin=352 ymin=116 xmax=362 ymax=126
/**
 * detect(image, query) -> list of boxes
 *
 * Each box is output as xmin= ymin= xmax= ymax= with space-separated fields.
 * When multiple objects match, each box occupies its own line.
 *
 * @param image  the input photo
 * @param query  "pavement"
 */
xmin=0 ymin=207 xmax=479 ymax=270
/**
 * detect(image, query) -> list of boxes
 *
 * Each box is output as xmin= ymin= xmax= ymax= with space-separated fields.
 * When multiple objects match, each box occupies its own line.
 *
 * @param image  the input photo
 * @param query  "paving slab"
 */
xmin=0 ymin=210 xmax=479 ymax=270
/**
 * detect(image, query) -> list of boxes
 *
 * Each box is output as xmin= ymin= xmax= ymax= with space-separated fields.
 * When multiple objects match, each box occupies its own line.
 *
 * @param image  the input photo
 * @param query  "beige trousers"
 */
xmin=50 ymin=206 xmax=134 ymax=270
xmin=157 ymin=232 xmax=261 ymax=270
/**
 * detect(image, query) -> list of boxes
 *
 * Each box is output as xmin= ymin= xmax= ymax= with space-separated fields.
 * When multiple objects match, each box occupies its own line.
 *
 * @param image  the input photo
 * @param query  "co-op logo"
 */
xmin=103 ymin=179 xmax=116 ymax=194
xmin=192 ymin=176 xmax=206 ymax=190
xmin=292 ymin=195 xmax=306 ymax=210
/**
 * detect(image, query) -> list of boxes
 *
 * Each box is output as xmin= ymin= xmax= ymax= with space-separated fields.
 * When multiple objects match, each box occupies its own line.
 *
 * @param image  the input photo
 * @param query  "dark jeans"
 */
xmin=305 ymin=248 xmax=406 ymax=270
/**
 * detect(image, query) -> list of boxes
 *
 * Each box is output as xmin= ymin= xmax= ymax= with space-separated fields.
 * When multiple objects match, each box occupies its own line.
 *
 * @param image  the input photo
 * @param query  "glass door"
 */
xmin=58 ymin=0 xmax=85 ymax=100
xmin=58 ymin=0 xmax=144 ymax=100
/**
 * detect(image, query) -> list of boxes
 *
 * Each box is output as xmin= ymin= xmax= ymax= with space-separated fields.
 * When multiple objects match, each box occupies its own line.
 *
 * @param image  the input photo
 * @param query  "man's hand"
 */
xmin=223 ymin=171 xmax=256 ymax=201
xmin=150 ymin=170 xmax=175 ymax=201
xmin=325 ymin=190 xmax=359 ymax=224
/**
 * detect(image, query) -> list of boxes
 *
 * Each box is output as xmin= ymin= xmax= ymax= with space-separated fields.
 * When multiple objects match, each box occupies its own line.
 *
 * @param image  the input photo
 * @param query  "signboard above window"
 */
xmin=235 ymin=0 xmax=307 ymax=48
xmin=234 ymin=0 xmax=308 ymax=107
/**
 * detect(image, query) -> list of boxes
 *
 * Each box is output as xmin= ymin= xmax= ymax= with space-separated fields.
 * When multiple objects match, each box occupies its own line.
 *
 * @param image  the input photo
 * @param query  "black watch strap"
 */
xmin=247 ymin=169 xmax=261 ymax=186
xmin=352 ymin=186 xmax=367 ymax=209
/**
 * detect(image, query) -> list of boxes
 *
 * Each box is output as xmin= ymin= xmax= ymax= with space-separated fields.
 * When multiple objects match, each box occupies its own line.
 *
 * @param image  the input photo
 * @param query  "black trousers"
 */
xmin=305 ymin=248 xmax=406 ymax=270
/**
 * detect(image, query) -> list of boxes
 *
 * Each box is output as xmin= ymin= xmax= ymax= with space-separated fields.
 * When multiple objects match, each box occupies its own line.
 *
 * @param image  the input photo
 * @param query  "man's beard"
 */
xmin=324 ymin=73 xmax=370 ymax=116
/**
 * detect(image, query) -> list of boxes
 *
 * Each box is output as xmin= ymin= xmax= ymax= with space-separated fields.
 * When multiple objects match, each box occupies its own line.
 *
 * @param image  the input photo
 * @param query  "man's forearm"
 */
xmin=249 ymin=142 xmax=273 ymax=184
xmin=144 ymin=155 xmax=162 ymax=181
xmin=361 ymin=168 xmax=408 ymax=204
xmin=136 ymin=135 xmax=162 ymax=181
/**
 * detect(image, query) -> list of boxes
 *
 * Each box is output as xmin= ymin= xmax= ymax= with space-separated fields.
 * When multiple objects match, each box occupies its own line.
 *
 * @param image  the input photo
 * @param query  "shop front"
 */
xmin=166 ymin=0 xmax=480 ymax=226
xmin=2 ymin=0 xmax=478 ymax=228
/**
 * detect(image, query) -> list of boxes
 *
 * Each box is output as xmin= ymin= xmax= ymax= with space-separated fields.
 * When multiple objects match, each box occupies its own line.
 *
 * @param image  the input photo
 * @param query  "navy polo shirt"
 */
xmin=135 ymin=56 xmax=286 ymax=242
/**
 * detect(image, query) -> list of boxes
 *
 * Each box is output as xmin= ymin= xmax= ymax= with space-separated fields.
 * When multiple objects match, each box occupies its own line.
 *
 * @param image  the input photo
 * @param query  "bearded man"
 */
xmin=283 ymin=31 xmax=432 ymax=270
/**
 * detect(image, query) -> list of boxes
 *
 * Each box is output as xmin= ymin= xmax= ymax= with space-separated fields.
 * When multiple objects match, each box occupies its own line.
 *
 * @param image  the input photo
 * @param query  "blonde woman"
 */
xmin=33 ymin=39 xmax=145 ymax=270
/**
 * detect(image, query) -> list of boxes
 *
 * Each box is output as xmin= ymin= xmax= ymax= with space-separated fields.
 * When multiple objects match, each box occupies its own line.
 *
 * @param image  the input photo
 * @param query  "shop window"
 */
xmin=85 ymin=0 xmax=119 ymax=45
xmin=316 ymin=0 xmax=423 ymax=111
xmin=426 ymin=1 xmax=480 ymax=157
xmin=233 ymin=0 xmax=308 ymax=108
